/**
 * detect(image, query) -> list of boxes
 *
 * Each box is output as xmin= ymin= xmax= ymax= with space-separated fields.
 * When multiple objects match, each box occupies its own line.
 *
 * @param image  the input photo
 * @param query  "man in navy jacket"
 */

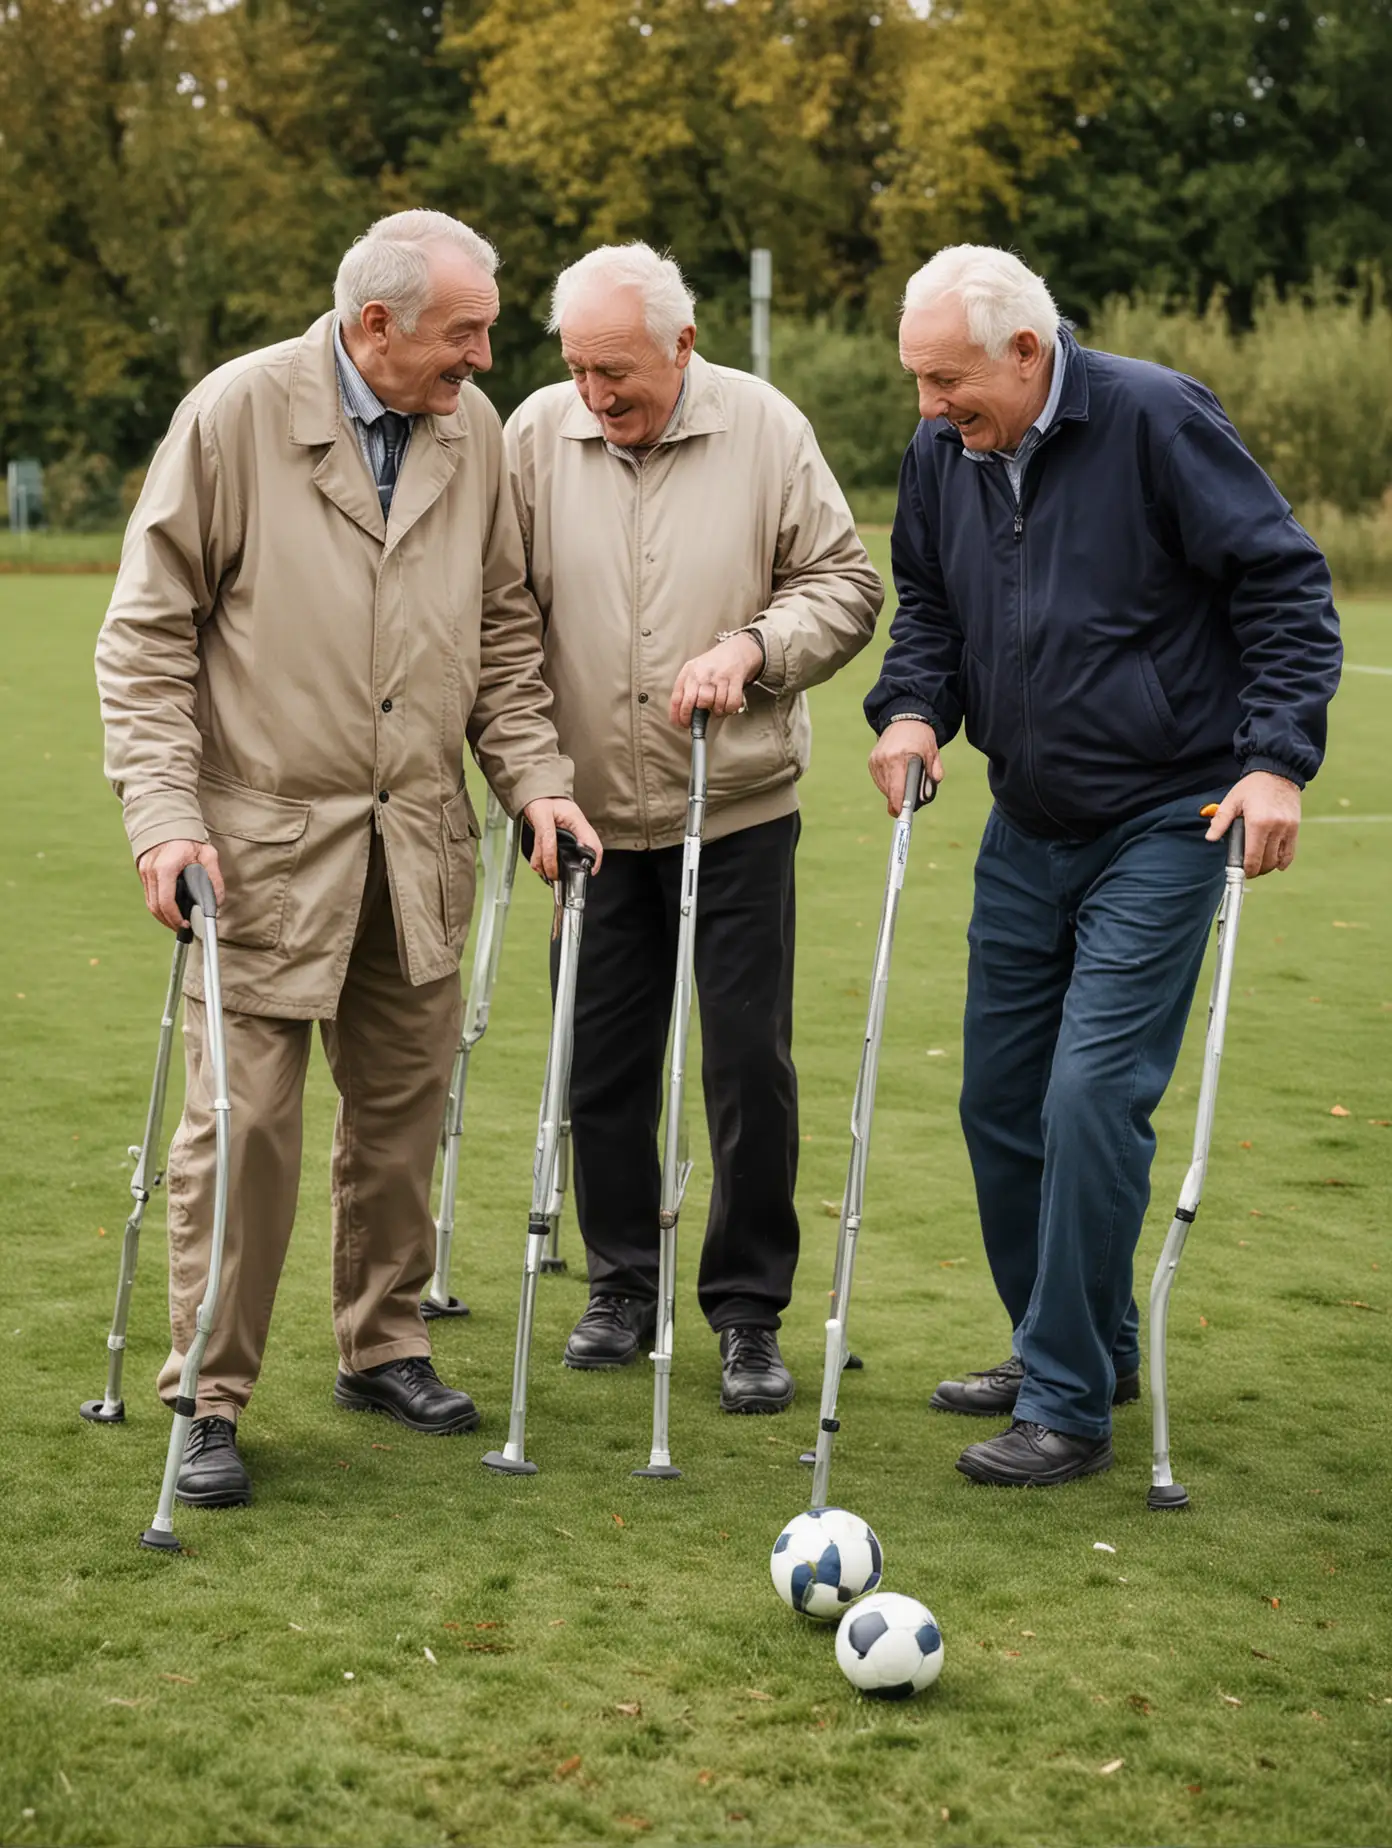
xmin=866 ymin=245 xmax=1341 ymax=1487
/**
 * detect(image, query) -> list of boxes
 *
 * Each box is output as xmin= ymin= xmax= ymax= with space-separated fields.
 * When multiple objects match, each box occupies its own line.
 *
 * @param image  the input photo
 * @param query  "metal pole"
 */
xmin=750 ymin=248 xmax=772 ymax=382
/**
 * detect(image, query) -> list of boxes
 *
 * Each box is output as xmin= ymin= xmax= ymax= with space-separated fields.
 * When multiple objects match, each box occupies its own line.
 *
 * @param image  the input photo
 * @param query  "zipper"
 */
xmin=630 ymin=464 xmax=651 ymax=842
xmin=1009 ymin=461 xmax=1066 ymax=832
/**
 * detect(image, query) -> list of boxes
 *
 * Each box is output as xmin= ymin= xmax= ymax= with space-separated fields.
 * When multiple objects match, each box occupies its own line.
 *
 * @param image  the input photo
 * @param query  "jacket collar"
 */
xmin=289 ymin=311 xmax=470 ymax=549
xmin=932 ymin=325 xmax=1091 ymax=448
xmin=557 ymin=348 xmax=731 ymax=443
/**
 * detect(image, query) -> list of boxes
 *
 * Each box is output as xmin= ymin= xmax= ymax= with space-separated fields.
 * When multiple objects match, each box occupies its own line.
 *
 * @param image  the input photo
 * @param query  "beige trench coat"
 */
xmin=96 ymin=312 xmax=572 ymax=1018
xmin=505 ymin=352 xmax=883 ymax=850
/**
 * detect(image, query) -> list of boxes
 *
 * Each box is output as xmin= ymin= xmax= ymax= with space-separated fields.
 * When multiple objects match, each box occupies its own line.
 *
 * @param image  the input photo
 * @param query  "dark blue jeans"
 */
xmin=960 ymin=793 xmax=1228 ymax=1439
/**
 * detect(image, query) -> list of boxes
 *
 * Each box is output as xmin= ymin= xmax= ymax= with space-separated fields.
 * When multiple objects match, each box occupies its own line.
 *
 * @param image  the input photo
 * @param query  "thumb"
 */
xmin=1202 ymin=796 xmax=1237 ymax=843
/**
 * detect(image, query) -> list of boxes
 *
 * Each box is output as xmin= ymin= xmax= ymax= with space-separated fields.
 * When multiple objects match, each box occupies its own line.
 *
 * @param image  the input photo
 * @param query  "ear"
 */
xmin=1013 ymin=329 xmax=1043 ymax=371
xmin=674 ymin=324 xmax=696 ymax=369
xmin=359 ymin=301 xmax=394 ymax=349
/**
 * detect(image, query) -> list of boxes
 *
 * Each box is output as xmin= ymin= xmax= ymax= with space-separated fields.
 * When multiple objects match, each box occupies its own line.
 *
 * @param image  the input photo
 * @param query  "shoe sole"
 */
xmin=174 ymin=1484 xmax=252 ymax=1509
xmin=332 ymin=1388 xmax=480 ymax=1435
xmin=956 ymin=1444 xmax=1115 ymax=1487
xmin=563 ymin=1348 xmax=641 ymax=1371
xmin=720 ymin=1386 xmax=797 ymax=1415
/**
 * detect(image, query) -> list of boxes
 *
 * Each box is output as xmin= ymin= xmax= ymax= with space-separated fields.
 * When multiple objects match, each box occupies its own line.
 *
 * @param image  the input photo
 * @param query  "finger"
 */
xmin=1203 ymin=797 xmax=1237 ymax=842
xmin=155 ymin=856 xmax=185 ymax=931
xmin=199 ymin=842 xmax=226 ymax=906
xmin=1244 ymin=817 xmax=1271 ymax=880
xmin=1275 ymin=826 xmax=1297 ymax=873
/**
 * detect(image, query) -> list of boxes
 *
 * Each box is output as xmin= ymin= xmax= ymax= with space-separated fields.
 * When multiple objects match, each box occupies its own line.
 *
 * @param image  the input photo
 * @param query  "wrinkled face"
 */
xmin=559 ymin=287 xmax=694 ymax=448
xmin=899 ymin=299 xmax=1052 ymax=453
xmin=354 ymin=245 xmax=500 ymax=416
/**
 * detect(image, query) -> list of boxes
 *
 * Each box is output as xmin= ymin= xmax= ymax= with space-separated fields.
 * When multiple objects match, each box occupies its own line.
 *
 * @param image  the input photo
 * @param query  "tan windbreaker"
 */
xmin=95 ymin=311 xmax=572 ymax=1018
xmin=505 ymin=353 xmax=883 ymax=850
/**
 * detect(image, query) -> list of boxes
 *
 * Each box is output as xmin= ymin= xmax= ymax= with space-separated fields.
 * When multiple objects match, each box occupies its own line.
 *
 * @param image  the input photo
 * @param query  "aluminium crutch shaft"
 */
xmin=634 ymin=708 xmax=708 ymax=1481
xmin=483 ymin=829 xmax=596 ymax=1477
xmin=140 ymin=865 xmax=231 ymax=1552
xmin=1147 ymin=813 xmax=1247 ymax=1512
xmin=424 ymin=790 xmax=520 ymax=1319
xmin=804 ymin=757 xmax=930 ymax=1510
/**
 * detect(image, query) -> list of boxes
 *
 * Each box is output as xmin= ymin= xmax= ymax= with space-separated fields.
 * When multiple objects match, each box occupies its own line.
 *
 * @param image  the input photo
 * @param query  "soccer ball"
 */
xmin=835 ymin=1592 xmax=944 ymax=1699
xmin=770 ymin=1507 xmax=883 ymax=1620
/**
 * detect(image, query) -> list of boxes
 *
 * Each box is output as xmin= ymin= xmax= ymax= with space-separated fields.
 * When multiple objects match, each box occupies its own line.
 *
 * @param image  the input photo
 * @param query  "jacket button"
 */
xmin=638 ymin=693 xmax=649 ymax=704
xmin=381 ymin=698 xmax=393 ymax=713
xmin=641 ymin=628 xmax=652 ymax=637
xmin=379 ymin=789 xmax=390 ymax=802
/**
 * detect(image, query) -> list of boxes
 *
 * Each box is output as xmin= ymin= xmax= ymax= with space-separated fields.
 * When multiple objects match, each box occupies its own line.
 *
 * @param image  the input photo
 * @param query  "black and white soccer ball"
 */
xmin=770 ymin=1507 xmax=883 ymax=1621
xmin=835 ymin=1592 xmax=944 ymax=1698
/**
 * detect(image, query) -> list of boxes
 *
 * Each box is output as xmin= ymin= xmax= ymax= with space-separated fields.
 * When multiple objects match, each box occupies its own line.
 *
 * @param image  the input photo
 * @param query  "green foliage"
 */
xmin=771 ymin=318 xmax=916 ymax=491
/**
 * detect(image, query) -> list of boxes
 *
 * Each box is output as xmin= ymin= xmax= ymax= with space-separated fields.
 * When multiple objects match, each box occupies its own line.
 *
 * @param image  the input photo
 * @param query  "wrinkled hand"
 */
xmin=522 ymin=797 xmax=604 ymax=882
xmin=867 ymin=720 xmax=943 ymax=816
xmin=669 ymin=632 xmax=764 ymax=727
xmin=136 ymin=839 xmax=225 ymax=932
xmin=1204 ymin=771 xmax=1301 ymax=877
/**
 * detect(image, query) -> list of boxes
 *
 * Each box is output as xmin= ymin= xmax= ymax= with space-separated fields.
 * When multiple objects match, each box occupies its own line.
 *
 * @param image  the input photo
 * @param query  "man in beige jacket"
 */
xmin=506 ymin=242 xmax=882 ymax=1411
xmin=96 ymin=210 xmax=599 ymax=1510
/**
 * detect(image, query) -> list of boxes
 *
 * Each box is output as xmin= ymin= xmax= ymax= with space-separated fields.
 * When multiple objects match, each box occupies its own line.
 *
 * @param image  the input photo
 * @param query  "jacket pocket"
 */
xmin=1135 ymin=649 xmax=1181 ymax=761
xmin=198 ymin=772 xmax=311 ymax=952
xmin=439 ymin=784 xmax=481 ymax=948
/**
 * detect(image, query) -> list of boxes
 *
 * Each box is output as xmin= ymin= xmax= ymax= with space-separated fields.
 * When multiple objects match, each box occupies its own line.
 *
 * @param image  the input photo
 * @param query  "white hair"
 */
xmin=902 ymin=246 xmax=1059 ymax=359
xmin=548 ymin=243 xmax=697 ymax=356
xmin=335 ymin=211 xmax=499 ymax=334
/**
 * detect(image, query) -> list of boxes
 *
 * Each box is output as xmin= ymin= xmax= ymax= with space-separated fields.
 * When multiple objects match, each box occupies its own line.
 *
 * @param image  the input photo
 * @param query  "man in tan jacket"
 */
xmin=96 ymin=210 xmax=599 ymax=1510
xmin=506 ymin=242 xmax=882 ymax=1411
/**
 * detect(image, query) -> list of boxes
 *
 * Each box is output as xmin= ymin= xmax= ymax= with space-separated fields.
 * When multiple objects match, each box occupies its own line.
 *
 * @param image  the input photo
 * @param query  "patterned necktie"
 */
xmin=376 ymin=411 xmax=410 ymax=520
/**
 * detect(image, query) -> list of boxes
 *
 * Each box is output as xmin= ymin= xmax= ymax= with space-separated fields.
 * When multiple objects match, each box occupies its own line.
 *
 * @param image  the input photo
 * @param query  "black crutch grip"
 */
xmin=691 ymin=708 xmax=709 ymax=740
xmin=520 ymin=820 xmax=597 ymax=876
xmin=903 ymin=755 xmax=937 ymax=810
xmin=1227 ymin=816 xmax=1246 ymax=872
xmin=176 ymin=863 xmax=218 ymax=924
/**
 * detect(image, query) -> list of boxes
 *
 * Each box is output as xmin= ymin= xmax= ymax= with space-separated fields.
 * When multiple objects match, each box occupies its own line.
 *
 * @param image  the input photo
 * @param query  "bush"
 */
xmin=1298 ymin=494 xmax=1392 ymax=596
xmin=39 ymin=448 xmax=121 ymax=531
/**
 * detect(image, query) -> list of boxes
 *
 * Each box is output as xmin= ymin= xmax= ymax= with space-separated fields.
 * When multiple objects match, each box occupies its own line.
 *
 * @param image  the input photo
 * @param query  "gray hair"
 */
xmin=548 ymin=243 xmax=697 ymax=357
xmin=335 ymin=211 xmax=499 ymax=334
xmin=902 ymin=246 xmax=1059 ymax=359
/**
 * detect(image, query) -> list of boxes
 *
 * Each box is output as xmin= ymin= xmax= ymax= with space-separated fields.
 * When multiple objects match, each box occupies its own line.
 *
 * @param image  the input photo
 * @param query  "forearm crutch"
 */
xmin=634 ymin=708 xmax=709 ymax=1481
xmin=483 ymin=828 xmax=597 ymax=1476
xmin=800 ymin=759 xmax=930 ymax=1508
xmin=80 ymin=913 xmax=193 ymax=1428
xmin=138 ymin=867 xmax=231 ymax=1552
xmin=1147 ymin=812 xmax=1246 ymax=1512
xmin=424 ymin=790 xmax=521 ymax=1319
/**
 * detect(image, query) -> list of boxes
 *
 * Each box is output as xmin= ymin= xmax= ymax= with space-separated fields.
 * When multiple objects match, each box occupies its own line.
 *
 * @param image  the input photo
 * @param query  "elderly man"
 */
xmin=506 ymin=242 xmax=881 ymax=1410
xmin=866 ymin=245 xmax=1341 ymax=1484
xmin=95 ymin=210 xmax=598 ymax=1510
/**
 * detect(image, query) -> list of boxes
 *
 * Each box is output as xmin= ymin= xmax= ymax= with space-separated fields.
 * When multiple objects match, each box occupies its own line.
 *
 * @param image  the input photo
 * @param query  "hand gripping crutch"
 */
xmin=423 ymin=790 xmax=521 ymax=1319
xmin=134 ymin=866 xmax=232 ymax=1552
xmin=1147 ymin=812 xmax=1246 ymax=1512
xmin=483 ymin=828 xmax=597 ymax=1476
xmin=800 ymin=759 xmax=931 ymax=1506
xmin=79 ymin=899 xmax=196 ymax=1428
xmin=634 ymin=708 xmax=709 ymax=1481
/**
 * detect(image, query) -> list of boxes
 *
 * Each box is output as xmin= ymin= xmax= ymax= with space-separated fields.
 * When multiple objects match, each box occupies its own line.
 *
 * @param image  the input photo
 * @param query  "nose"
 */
xmin=464 ymin=328 xmax=492 ymax=375
xmin=920 ymin=386 xmax=949 ymax=421
xmin=587 ymin=376 xmax=618 ymax=413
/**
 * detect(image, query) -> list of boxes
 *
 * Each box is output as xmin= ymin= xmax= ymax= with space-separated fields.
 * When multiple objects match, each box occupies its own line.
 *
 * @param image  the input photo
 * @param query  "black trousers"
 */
xmin=552 ymin=813 xmax=801 ymax=1330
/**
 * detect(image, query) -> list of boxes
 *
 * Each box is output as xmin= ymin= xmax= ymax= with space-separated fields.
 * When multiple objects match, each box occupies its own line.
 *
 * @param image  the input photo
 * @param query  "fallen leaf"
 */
xmin=1099 ymin=1758 xmax=1125 ymax=1775
xmin=555 ymin=1528 xmax=575 ymax=1540
xmin=554 ymin=1755 xmax=582 ymax=1780
xmin=1220 ymin=1693 xmax=1242 ymax=1706
xmin=1266 ymin=1596 xmax=1280 ymax=1608
xmin=1020 ymin=1629 xmax=1036 ymax=1638
xmin=616 ymin=1817 xmax=652 ymax=1832
xmin=1199 ymin=1315 xmax=1209 ymax=1327
xmin=335 ymin=1460 xmax=350 ymax=1470
xmin=474 ymin=1621 xmax=502 ymax=1630
xmin=1093 ymin=1542 xmax=1116 ymax=1553
xmin=821 ymin=1200 xmax=840 ymax=1215
xmin=926 ymin=1047 xmax=946 ymax=1057
xmin=1128 ymin=1694 xmax=1153 ymax=1715
xmin=549 ymin=1619 xmax=567 ymax=1627
xmin=89 ymin=957 xmax=100 ymax=966
xmin=727 ymin=1814 xmax=748 ymax=1824
xmin=743 ymin=1688 xmax=773 ymax=1701
xmin=370 ymin=1442 xmax=393 ymax=1451
xmin=442 ymin=1622 xmax=460 ymax=1632
xmin=1251 ymin=1649 xmax=1275 ymax=1660
xmin=1330 ymin=1105 xmax=1351 ymax=1117
xmin=1338 ymin=1300 xmax=1381 ymax=1312
xmin=1187 ymin=1783 xmax=1203 ymax=1794
xmin=938 ymin=1257 xmax=966 ymax=1268
xmin=97 ymin=1227 xmax=107 ymax=1237
xmin=612 ymin=1513 xmax=625 ymax=1527
xmin=615 ymin=1701 xmax=642 ymax=1717
xmin=1240 ymin=1139 xmax=1253 ymax=1149
xmin=343 ymin=1672 xmax=355 ymax=1682
xmin=1003 ymin=1649 xmax=1021 ymax=1659
xmin=940 ymin=1808 xmax=951 ymax=1823
xmin=1309 ymin=1709 xmax=1325 ymax=1721
xmin=423 ymin=1647 xmax=437 ymax=1666
xmin=288 ymin=1623 xmax=305 ymax=1632
xmin=159 ymin=1673 xmax=195 ymax=1686
xmin=697 ymin=1770 xmax=713 ymax=1786
xmin=1370 ymin=1120 xmax=1392 ymax=1127
xmin=104 ymin=1697 xmax=146 ymax=1708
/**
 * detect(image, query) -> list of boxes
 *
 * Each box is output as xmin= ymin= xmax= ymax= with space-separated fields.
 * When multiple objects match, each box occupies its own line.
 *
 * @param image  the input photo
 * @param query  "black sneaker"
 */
xmin=333 ymin=1356 xmax=480 ymax=1434
xmin=931 ymin=1355 xmax=1141 ymax=1416
xmin=956 ymin=1419 xmax=1114 ymax=1487
xmin=719 ymin=1327 xmax=795 ymax=1415
xmin=174 ymin=1415 xmax=252 ymax=1508
xmin=564 ymin=1295 xmax=657 ymax=1370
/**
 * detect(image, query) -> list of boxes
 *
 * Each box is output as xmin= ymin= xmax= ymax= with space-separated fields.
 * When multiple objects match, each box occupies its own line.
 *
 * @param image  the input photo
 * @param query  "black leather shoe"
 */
xmin=931 ymin=1355 xmax=1140 ymax=1416
xmin=956 ymin=1419 xmax=1114 ymax=1486
xmin=333 ymin=1356 xmax=480 ymax=1434
xmin=174 ymin=1415 xmax=252 ymax=1508
xmin=563 ymin=1295 xmax=657 ymax=1370
xmin=720 ymin=1327 xmax=795 ymax=1414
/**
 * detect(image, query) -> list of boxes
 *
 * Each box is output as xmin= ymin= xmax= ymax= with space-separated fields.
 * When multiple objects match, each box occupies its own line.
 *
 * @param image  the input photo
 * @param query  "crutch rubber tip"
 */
xmin=1147 ymin=1482 xmax=1190 ymax=1511
xmin=420 ymin=1295 xmax=471 ymax=1320
xmin=139 ymin=1527 xmax=183 ymax=1552
xmin=843 ymin=1353 xmax=864 ymax=1371
xmin=481 ymin=1451 xmax=538 ymax=1476
xmin=797 ymin=1450 xmax=815 ymax=1467
xmin=538 ymin=1257 xmax=568 ymax=1275
xmin=631 ymin=1464 xmax=682 ymax=1480
xmin=79 ymin=1399 xmax=126 ymax=1424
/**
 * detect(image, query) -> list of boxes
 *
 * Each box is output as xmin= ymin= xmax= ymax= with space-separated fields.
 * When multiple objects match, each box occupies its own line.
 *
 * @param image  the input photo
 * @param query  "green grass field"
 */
xmin=0 ymin=551 xmax=1388 ymax=1848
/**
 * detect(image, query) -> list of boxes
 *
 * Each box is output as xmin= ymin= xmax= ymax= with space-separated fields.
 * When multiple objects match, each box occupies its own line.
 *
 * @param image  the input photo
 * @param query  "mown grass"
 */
xmin=0 ymin=554 xmax=1387 ymax=1848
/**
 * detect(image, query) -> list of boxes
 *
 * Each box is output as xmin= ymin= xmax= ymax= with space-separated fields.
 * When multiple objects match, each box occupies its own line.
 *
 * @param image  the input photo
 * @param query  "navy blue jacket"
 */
xmin=865 ymin=331 xmax=1342 ymax=838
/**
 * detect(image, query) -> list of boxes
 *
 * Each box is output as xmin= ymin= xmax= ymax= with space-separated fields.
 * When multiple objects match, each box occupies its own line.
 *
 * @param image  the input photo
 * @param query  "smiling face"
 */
xmin=899 ymin=297 xmax=1053 ymax=453
xmin=559 ymin=286 xmax=694 ymax=449
xmin=347 ymin=243 xmax=500 ymax=416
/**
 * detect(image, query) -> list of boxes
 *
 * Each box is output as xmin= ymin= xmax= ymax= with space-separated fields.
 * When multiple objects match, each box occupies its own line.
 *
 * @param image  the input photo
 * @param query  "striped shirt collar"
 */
xmin=962 ymin=338 xmax=1067 ymax=469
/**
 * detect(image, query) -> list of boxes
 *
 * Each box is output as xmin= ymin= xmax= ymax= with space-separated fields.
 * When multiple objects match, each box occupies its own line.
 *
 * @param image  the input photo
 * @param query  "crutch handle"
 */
xmin=176 ymin=864 xmax=218 ymax=923
xmin=691 ymin=708 xmax=709 ymax=740
xmin=1199 ymin=804 xmax=1246 ymax=872
xmin=518 ymin=822 xmax=597 ymax=874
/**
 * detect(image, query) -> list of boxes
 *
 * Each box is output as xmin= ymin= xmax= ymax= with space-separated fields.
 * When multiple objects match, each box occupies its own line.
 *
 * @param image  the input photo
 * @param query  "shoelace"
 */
xmin=972 ymin=1356 xmax=1024 ymax=1384
xmin=579 ymin=1296 xmax=631 ymax=1331
xmin=395 ymin=1356 xmax=442 ymax=1387
xmin=186 ymin=1415 xmax=237 ymax=1456
xmin=725 ymin=1328 xmax=781 ymax=1373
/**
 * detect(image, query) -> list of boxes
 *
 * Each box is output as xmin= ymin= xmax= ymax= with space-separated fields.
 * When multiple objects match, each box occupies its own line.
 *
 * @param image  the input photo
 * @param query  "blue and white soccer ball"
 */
xmin=835 ymin=1592 xmax=945 ymax=1699
xmin=770 ymin=1507 xmax=883 ymax=1621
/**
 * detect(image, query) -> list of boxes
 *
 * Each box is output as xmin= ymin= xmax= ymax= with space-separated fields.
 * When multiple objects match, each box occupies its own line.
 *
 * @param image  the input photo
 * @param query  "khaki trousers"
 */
xmin=157 ymin=835 xmax=462 ymax=1420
